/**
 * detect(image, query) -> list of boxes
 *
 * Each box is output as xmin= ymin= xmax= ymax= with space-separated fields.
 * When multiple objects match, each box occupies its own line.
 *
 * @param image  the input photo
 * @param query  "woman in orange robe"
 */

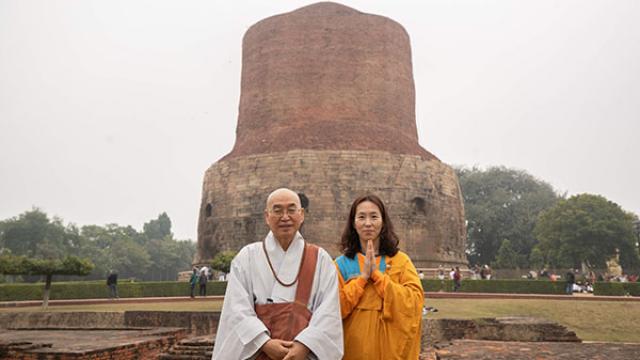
xmin=335 ymin=194 xmax=424 ymax=360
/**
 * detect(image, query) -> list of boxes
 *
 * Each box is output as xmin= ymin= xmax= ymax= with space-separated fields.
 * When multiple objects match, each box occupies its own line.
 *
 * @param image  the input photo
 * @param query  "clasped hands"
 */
xmin=261 ymin=339 xmax=309 ymax=360
xmin=360 ymin=239 xmax=377 ymax=281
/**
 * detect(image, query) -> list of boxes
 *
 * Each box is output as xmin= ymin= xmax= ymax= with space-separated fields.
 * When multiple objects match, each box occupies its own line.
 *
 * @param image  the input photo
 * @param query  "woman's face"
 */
xmin=354 ymin=200 xmax=383 ymax=244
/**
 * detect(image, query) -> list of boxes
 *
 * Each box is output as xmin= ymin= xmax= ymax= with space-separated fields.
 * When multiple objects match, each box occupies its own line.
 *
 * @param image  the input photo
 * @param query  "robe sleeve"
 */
xmin=335 ymin=263 xmax=368 ymax=319
xmin=372 ymin=254 xmax=423 ymax=321
xmin=211 ymin=248 xmax=269 ymax=360
xmin=295 ymin=249 xmax=344 ymax=360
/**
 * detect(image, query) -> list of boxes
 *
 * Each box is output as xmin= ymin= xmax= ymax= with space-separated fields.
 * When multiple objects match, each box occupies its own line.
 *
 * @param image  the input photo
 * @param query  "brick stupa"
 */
xmin=196 ymin=2 xmax=467 ymax=268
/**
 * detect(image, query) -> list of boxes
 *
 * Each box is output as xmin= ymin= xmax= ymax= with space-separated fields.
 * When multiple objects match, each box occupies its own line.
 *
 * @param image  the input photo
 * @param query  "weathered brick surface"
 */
xmin=0 ymin=312 xmax=124 ymax=329
xmin=431 ymin=340 xmax=640 ymax=359
xmin=195 ymin=2 xmax=467 ymax=269
xmin=422 ymin=317 xmax=580 ymax=348
xmin=1 ymin=311 xmax=220 ymax=337
xmin=159 ymin=336 xmax=213 ymax=360
xmin=197 ymin=150 xmax=467 ymax=268
xmin=0 ymin=328 xmax=186 ymax=360
xmin=2 ymin=311 xmax=637 ymax=359
xmin=124 ymin=311 xmax=220 ymax=336
xmin=227 ymin=2 xmax=432 ymax=160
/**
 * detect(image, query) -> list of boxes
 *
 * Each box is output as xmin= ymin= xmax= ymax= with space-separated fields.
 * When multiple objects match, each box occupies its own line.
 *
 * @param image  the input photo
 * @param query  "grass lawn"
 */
xmin=425 ymin=298 xmax=640 ymax=343
xmin=2 ymin=298 xmax=639 ymax=343
xmin=0 ymin=299 xmax=224 ymax=313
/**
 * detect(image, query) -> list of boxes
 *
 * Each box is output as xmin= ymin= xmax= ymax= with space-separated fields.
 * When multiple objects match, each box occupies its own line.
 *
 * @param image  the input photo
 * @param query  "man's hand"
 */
xmin=261 ymin=339 xmax=293 ymax=360
xmin=282 ymin=341 xmax=310 ymax=360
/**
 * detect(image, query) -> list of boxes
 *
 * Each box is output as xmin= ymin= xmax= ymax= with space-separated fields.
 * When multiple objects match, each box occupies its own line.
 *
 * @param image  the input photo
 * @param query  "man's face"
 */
xmin=264 ymin=191 xmax=305 ymax=242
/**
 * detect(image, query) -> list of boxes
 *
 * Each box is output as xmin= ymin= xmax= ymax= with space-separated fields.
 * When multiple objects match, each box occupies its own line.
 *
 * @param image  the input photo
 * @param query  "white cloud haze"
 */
xmin=1 ymin=0 xmax=638 ymax=240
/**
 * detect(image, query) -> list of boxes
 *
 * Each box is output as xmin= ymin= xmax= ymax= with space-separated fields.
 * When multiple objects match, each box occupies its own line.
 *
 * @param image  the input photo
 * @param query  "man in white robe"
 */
xmin=211 ymin=188 xmax=343 ymax=360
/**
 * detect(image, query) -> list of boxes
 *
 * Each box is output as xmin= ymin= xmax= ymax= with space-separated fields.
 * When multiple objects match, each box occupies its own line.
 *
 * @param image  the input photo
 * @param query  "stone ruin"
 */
xmin=4 ymin=311 xmax=640 ymax=359
xmin=195 ymin=2 xmax=467 ymax=268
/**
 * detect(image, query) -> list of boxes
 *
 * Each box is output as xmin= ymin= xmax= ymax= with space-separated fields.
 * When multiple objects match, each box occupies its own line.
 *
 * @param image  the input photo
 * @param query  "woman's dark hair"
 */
xmin=340 ymin=194 xmax=400 ymax=259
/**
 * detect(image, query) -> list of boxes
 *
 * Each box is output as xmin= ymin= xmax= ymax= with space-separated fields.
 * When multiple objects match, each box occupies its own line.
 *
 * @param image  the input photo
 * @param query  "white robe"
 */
xmin=211 ymin=232 xmax=343 ymax=360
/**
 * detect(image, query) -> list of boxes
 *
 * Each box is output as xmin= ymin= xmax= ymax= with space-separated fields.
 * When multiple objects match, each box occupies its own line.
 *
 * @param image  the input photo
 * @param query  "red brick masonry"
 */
xmin=0 ymin=328 xmax=186 ymax=360
xmin=421 ymin=340 xmax=640 ymax=360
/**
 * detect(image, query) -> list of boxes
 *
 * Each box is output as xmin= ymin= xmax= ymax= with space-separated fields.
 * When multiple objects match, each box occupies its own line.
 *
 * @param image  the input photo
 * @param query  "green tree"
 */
xmin=143 ymin=212 xmax=172 ymax=241
xmin=140 ymin=212 xmax=195 ymax=281
xmin=456 ymin=166 xmax=560 ymax=267
xmin=80 ymin=223 xmax=151 ymax=280
xmin=0 ymin=254 xmax=94 ymax=308
xmin=110 ymin=239 xmax=152 ymax=280
xmin=534 ymin=194 xmax=640 ymax=269
xmin=492 ymin=239 xmax=518 ymax=269
xmin=145 ymin=238 xmax=196 ymax=281
xmin=528 ymin=247 xmax=545 ymax=269
xmin=2 ymin=209 xmax=195 ymax=283
xmin=0 ymin=208 xmax=82 ymax=259
xmin=211 ymin=251 xmax=237 ymax=274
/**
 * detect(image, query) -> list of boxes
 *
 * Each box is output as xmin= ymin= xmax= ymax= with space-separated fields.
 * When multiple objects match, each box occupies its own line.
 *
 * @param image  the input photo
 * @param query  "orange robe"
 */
xmin=335 ymin=251 xmax=423 ymax=360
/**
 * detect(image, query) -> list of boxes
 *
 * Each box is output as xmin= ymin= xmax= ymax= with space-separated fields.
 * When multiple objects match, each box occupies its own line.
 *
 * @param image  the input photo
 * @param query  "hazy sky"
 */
xmin=1 ymin=0 xmax=639 ymax=241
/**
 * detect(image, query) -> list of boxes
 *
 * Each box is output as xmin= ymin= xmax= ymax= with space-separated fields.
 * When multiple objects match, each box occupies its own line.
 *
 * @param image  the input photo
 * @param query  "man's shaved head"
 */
xmin=266 ymin=188 xmax=301 ymax=209
xmin=264 ymin=188 xmax=304 ymax=248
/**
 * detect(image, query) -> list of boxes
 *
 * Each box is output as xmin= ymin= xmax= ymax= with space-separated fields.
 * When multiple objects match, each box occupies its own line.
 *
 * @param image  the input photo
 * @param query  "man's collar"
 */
xmin=265 ymin=231 xmax=304 ymax=252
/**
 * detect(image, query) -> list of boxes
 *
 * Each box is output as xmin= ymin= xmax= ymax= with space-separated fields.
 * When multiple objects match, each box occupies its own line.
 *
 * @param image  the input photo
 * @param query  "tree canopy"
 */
xmin=492 ymin=239 xmax=518 ymax=269
xmin=0 ymin=209 xmax=196 ymax=282
xmin=211 ymin=250 xmax=237 ymax=274
xmin=534 ymin=194 xmax=640 ymax=269
xmin=143 ymin=212 xmax=172 ymax=240
xmin=456 ymin=166 xmax=561 ymax=268
xmin=0 ymin=254 xmax=93 ymax=277
xmin=0 ymin=254 xmax=94 ymax=307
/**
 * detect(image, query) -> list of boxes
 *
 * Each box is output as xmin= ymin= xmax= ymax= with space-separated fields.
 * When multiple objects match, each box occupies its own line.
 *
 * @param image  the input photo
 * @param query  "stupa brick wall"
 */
xmin=196 ymin=2 xmax=468 ymax=268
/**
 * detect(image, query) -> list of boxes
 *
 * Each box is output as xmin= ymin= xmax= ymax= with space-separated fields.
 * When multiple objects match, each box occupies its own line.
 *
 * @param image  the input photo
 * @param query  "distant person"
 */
xmin=585 ymin=281 xmax=594 ymax=293
xmin=453 ymin=267 xmax=462 ymax=292
xmin=484 ymin=264 xmax=492 ymax=280
xmin=565 ymin=269 xmax=576 ymax=295
xmin=189 ymin=268 xmax=199 ymax=298
xmin=419 ymin=270 xmax=425 ymax=280
xmin=471 ymin=265 xmax=479 ymax=280
xmin=539 ymin=268 xmax=549 ymax=278
xmin=437 ymin=265 xmax=445 ymax=281
xmin=107 ymin=270 xmax=119 ymax=299
xmin=199 ymin=269 xmax=208 ymax=297
xmin=200 ymin=265 xmax=211 ymax=280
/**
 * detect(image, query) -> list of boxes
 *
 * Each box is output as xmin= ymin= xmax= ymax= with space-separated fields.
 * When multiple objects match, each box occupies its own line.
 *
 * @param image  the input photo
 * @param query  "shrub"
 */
xmin=5 ymin=278 xmax=637 ymax=302
xmin=421 ymin=279 xmax=566 ymax=294
xmin=626 ymin=282 xmax=640 ymax=296
xmin=594 ymin=282 xmax=640 ymax=296
xmin=0 ymin=281 xmax=228 ymax=302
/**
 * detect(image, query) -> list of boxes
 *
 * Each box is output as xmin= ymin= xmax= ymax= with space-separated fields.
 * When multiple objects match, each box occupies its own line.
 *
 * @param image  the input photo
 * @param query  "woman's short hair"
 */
xmin=340 ymin=194 xmax=400 ymax=259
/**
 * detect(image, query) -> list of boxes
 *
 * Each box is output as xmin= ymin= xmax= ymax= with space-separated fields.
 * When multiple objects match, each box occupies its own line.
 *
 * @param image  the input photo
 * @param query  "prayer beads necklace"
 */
xmin=262 ymin=239 xmax=307 ymax=287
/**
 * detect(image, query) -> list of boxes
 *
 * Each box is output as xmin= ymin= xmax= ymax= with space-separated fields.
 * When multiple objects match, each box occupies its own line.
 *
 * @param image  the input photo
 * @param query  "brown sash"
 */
xmin=254 ymin=243 xmax=319 ymax=359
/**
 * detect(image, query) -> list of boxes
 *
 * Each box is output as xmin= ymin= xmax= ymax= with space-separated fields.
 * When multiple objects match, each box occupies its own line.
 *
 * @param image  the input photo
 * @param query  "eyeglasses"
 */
xmin=268 ymin=207 xmax=301 ymax=217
